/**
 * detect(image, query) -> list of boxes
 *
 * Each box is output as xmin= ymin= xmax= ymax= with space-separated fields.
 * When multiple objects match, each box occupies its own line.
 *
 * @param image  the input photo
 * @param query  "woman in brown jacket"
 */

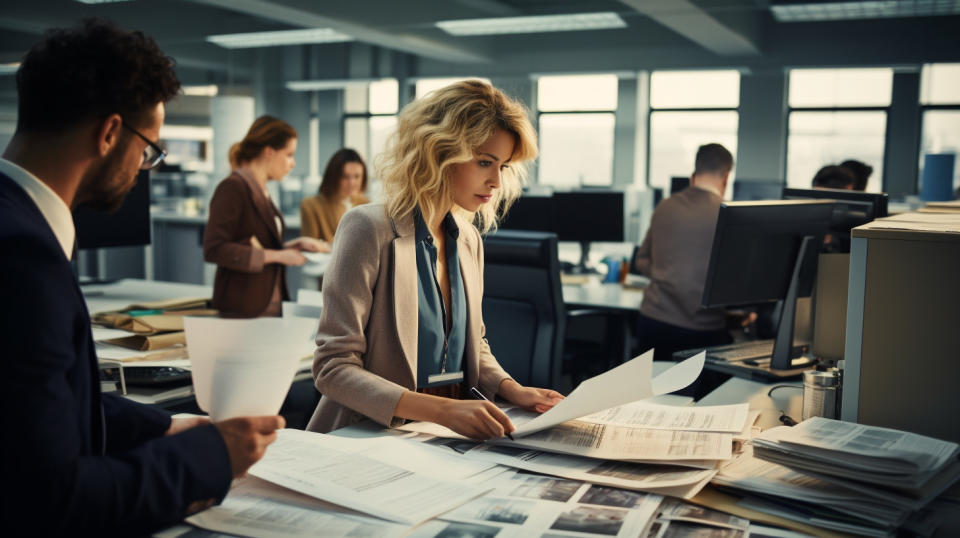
xmin=203 ymin=116 xmax=326 ymax=318
xmin=299 ymin=148 xmax=370 ymax=247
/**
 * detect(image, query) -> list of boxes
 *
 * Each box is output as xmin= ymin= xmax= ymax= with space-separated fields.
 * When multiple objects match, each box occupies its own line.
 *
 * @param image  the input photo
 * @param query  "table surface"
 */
xmin=561 ymin=281 xmax=644 ymax=311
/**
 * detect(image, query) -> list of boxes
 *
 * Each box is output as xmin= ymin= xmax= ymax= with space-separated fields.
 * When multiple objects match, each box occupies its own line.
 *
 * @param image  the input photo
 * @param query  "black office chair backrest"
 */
xmin=482 ymin=230 xmax=566 ymax=389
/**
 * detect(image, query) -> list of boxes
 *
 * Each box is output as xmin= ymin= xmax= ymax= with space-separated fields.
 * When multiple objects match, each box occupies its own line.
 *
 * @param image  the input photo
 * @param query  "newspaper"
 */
xmin=187 ymin=476 xmax=409 ymax=538
xmin=248 ymin=429 xmax=493 ymax=525
xmin=713 ymin=452 xmax=910 ymax=527
xmin=580 ymin=402 xmax=750 ymax=433
xmin=496 ymin=419 xmax=733 ymax=462
xmin=514 ymin=350 xmax=706 ymax=436
xmin=754 ymin=417 xmax=960 ymax=478
xmin=408 ymin=469 xmax=663 ymax=538
xmin=459 ymin=443 xmax=716 ymax=499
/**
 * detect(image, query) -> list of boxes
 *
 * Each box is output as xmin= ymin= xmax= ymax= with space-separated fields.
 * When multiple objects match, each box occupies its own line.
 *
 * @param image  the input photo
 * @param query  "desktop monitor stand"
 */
xmin=570 ymin=240 xmax=598 ymax=274
xmin=770 ymin=235 xmax=816 ymax=372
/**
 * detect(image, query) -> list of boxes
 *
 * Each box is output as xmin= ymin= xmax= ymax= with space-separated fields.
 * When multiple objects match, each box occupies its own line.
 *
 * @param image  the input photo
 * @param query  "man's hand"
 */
xmin=214 ymin=415 xmax=285 ymax=478
xmin=165 ymin=416 xmax=211 ymax=436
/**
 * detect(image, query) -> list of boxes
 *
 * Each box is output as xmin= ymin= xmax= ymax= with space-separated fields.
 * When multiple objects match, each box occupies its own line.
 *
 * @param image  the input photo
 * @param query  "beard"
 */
xmin=75 ymin=143 xmax=138 ymax=213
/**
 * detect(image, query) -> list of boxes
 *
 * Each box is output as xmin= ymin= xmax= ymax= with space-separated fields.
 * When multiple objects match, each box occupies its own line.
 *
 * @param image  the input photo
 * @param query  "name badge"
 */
xmin=428 ymin=371 xmax=464 ymax=385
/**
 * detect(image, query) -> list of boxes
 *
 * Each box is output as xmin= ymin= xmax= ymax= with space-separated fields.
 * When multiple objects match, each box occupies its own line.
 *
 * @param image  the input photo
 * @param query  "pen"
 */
xmin=469 ymin=386 xmax=515 ymax=441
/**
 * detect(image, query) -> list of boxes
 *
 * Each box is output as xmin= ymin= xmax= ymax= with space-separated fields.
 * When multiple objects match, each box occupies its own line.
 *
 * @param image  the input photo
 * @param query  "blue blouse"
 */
xmin=414 ymin=209 xmax=467 ymax=388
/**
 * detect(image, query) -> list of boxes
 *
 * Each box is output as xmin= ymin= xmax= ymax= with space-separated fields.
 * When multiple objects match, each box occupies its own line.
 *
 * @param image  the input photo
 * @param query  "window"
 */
xmin=343 ymin=79 xmax=398 ymax=169
xmin=648 ymin=70 xmax=740 ymax=198
xmin=415 ymin=76 xmax=491 ymax=98
xmin=537 ymin=74 xmax=618 ymax=186
xmin=920 ymin=64 xmax=960 ymax=193
xmin=786 ymin=68 xmax=892 ymax=192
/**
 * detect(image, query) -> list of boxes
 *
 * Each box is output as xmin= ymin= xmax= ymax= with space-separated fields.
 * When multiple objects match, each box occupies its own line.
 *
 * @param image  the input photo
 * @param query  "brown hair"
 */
xmin=694 ymin=143 xmax=734 ymax=177
xmin=229 ymin=115 xmax=297 ymax=169
xmin=319 ymin=148 xmax=368 ymax=197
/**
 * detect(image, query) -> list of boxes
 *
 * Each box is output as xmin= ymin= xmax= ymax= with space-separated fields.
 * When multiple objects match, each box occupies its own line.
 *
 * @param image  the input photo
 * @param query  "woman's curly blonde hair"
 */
xmin=378 ymin=79 xmax=538 ymax=233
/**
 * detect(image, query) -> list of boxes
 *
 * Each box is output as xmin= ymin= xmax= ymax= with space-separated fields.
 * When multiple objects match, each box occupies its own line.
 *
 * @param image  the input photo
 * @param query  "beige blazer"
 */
xmin=305 ymin=203 xmax=512 ymax=433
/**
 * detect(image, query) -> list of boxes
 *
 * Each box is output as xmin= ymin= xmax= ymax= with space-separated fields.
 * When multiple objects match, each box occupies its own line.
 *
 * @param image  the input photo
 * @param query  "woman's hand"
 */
xmin=265 ymin=248 xmax=307 ymax=266
xmin=434 ymin=399 xmax=515 ymax=440
xmin=284 ymin=236 xmax=331 ymax=253
xmin=498 ymin=379 xmax=564 ymax=413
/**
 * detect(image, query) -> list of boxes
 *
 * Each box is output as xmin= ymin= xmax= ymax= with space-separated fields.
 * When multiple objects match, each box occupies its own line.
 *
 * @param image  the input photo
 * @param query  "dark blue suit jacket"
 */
xmin=0 ymin=173 xmax=232 ymax=536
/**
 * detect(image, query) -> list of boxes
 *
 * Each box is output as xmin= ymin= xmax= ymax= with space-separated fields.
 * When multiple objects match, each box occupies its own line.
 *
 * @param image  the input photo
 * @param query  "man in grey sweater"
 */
xmin=632 ymin=143 xmax=734 ymax=362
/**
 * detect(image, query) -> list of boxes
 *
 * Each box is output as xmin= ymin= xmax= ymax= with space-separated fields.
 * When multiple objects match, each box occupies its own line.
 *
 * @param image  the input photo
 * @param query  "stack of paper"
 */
xmin=398 ymin=350 xmax=756 ymax=500
xmin=752 ymin=417 xmax=960 ymax=512
xmin=247 ymin=429 xmax=497 ymax=526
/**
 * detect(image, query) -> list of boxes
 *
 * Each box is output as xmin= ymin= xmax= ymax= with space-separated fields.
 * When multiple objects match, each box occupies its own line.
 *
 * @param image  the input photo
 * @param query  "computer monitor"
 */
xmin=782 ymin=187 xmax=888 ymax=253
xmin=73 ymin=170 xmax=152 ymax=249
xmin=702 ymin=200 xmax=835 ymax=371
xmin=499 ymin=190 xmax=625 ymax=273
xmin=670 ymin=177 xmax=690 ymax=195
xmin=733 ymin=181 xmax=783 ymax=201
xmin=499 ymin=194 xmax=554 ymax=233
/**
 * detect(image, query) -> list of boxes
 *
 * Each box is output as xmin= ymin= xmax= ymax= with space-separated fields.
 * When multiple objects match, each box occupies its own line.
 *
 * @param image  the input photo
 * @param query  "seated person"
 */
xmin=299 ymin=148 xmax=371 ymax=244
xmin=812 ymin=165 xmax=856 ymax=190
xmin=632 ymin=143 xmax=734 ymax=362
xmin=839 ymin=159 xmax=873 ymax=191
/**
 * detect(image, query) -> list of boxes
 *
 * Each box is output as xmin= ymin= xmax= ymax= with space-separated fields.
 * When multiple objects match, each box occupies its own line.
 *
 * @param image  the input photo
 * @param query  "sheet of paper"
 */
xmin=95 ymin=341 xmax=188 ymax=362
xmin=462 ymin=444 xmax=717 ymax=500
xmin=91 ymin=326 xmax=135 ymax=341
xmin=580 ymin=402 xmax=749 ymax=433
xmin=409 ymin=468 xmax=663 ymax=538
xmin=187 ymin=476 xmax=409 ymax=538
xmin=513 ymin=350 xmax=705 ymax=436
xmin=301 ymin=252 xmax=333 ymax=277
xmin=501 ymin=420 xmax=732 ymax=462
xmin=249 ymin=429 xmax=492 ymax=525
xmin=184 ymin=317 xmax=317 ymax=419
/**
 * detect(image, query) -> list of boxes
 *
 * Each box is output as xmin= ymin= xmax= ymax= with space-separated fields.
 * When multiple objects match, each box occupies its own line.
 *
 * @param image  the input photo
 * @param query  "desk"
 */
xmin=86 ymin=279 xmax=319 ymax=425
xmin=562 ymin=281 xmax=643 ymax=312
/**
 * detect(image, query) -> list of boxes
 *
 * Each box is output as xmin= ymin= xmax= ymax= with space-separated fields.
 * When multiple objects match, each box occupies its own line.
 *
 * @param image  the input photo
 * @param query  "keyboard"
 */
xmin=675 ymin=340 xmax=809 ymax=364
xmin=100 ymin=366 xmax=192 ymax=387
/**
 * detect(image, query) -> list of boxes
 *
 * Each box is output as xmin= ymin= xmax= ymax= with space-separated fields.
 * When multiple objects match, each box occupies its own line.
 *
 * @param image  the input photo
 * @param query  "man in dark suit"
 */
xmin=0 ymin=20 xmax=284 ymax=535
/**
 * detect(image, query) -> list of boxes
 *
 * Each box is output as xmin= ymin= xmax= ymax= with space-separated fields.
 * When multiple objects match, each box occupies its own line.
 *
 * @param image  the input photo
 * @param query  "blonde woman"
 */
xmin=306 ymin=81 xmax=563 ymax=439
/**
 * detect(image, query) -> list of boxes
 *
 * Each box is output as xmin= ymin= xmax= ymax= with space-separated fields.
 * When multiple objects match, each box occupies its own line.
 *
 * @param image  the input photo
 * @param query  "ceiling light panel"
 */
xmin=207 ymin=28 xmax=353 ymax=49
xmin=772 ymin=0 xmax=960 ymax=22
xmin=436 ymin=12 xmax=626 ymax=36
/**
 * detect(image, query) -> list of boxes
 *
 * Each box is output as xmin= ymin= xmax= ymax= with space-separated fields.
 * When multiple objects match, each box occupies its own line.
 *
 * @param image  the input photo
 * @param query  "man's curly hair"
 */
xmin=16 ymin=18 xmax=180 ymax=133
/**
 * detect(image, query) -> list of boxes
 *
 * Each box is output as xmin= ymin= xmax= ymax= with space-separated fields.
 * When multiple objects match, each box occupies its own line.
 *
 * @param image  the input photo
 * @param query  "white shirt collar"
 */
xmin=0 ymin=157 xmax=75 ymax=259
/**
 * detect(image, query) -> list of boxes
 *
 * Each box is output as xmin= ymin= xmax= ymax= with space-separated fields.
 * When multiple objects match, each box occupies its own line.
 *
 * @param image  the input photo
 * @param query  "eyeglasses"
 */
xmin=121 ymin=121 xmax=166 ymax=170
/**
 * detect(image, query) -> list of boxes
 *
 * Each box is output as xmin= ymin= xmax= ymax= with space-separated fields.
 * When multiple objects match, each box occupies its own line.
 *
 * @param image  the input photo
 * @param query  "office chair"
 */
xmin=482 ymin=230 xmax=630 ymax=394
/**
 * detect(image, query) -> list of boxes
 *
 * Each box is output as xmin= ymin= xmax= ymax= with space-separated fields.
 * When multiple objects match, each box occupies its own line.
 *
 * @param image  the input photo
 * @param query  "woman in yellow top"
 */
xmin=299 ymin=148 xmax=370 ymax=247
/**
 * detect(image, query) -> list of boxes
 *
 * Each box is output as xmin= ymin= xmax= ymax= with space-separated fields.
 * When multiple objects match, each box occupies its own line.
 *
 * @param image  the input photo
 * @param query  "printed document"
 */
xmin=184 ymin=317 xmax=316 ymax=420
xmin=187 ymin=476 xmax=409 ymax=538
xmin=580 ymin=402 xmax=750 ymax=433
xmin=249 ymin=429 xmax=492 ymax=525
xmin=460 ymin=444 xmax=716 ymax=499
xmin=513 ymin=350 xmax=705 ymax=436
xmin=500 ymin=420 xmax=732 ymax=461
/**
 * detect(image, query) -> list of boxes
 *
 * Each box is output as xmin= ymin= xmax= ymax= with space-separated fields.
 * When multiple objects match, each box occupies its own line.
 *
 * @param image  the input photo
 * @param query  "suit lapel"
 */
xmin=390 ymin=212 xmax=418 ymax=386
xmin=457 ymin=227 xmax=482 ymax=387
xmin=237 ymin=171 xmax=283 ymax=246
